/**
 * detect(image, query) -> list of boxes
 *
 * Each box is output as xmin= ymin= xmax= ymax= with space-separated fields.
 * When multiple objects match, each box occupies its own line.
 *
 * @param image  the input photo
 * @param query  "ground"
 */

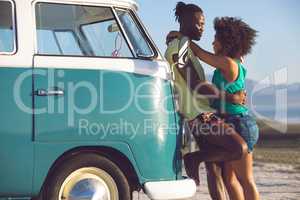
xmin=133 ymin=161 xmax=300 ymax=200
xmin=133 ymin=132 xmax=300 ymax=200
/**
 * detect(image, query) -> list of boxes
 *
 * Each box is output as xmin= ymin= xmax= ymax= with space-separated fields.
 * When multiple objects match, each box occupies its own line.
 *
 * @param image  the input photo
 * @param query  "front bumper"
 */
xmin=144 ymin=178 xmax=196 ymax=200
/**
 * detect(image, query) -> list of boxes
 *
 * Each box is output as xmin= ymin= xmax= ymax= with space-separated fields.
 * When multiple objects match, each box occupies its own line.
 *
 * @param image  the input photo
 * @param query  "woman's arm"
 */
xmin=165 ymin=31 xmax=239 ymax=82
xmin=189 ymin=42 xmax=238 ymax=82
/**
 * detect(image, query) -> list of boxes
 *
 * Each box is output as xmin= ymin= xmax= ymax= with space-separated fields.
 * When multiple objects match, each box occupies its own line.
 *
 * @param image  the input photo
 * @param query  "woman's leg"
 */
xmin=223 ymin=162 xmax=245 ymax=200
xmin=230 ymin=153 xmax=260 ymax=200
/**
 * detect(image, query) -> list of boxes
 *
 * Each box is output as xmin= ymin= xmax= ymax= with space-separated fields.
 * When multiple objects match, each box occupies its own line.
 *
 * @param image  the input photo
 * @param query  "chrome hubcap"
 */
xmin=58 ymin=167 xmax=119 ymax=200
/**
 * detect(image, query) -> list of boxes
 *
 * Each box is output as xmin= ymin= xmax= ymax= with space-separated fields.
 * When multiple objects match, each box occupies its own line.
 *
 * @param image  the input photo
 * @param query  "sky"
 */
xmin=137 ymin=0 xmax=300 ymax=84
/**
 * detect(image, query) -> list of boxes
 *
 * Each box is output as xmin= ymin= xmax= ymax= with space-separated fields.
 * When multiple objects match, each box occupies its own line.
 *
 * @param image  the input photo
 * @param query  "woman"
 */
xmin=168 ymin=16 xmax=260 ymax=200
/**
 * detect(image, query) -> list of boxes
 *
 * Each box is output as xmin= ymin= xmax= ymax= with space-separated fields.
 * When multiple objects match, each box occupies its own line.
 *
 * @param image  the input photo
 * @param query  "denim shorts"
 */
xmin=224 ymin=113 xmax=259 ymax=152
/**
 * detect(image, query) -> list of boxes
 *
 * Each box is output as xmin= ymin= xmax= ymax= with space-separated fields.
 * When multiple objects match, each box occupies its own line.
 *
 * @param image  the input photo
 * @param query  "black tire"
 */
xmin=43 ymin=153 xmax=131 ymax=200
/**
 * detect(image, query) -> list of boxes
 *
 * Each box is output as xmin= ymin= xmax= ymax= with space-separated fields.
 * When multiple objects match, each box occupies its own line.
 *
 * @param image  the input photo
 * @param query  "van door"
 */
xmin=32 ymin=2 xmax=178 ymax=182
xmin=33 ymin=2 xmax=136 ymax=142
xmin=0 ymin=0 xmax=34 ymax=195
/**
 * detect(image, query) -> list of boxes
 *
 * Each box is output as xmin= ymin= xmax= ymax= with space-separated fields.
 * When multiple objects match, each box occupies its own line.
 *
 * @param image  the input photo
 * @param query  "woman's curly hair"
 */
xmin=214 ymin=17 xmax=258 ymax=58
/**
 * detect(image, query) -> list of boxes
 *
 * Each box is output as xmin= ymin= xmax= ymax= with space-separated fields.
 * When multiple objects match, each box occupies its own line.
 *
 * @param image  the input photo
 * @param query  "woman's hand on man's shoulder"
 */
xmin=166 ymin=31 xmax=183 ymax=45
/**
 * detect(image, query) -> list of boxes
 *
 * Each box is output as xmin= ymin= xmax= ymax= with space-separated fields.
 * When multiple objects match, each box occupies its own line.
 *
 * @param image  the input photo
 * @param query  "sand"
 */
xmin=133 ymin=161 xmax=300 ymax=200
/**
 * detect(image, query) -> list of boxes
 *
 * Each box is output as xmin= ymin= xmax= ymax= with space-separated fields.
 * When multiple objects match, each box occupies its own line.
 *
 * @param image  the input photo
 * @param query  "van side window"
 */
xmin=0 ymin=0 xmax=15 ymax=53
xmin=116 ymin=9 xmax=154 ymax=58
xmin=35 ymin=3 xmax=133 ymax=57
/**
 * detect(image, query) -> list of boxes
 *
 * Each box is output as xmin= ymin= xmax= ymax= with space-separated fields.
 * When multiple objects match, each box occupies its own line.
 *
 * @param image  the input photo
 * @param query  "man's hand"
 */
xmin=192 ymin=82 xmax=246 ymax=106
xmin=225 ymin=90 xmax=247 ymax=105
xmin=198 ymin=112 xmax=222 ymax=124
xmin=189 ymin=112 xmax=215 ymax=126
xmin=166 ymin=31 xmax=183 ymax=45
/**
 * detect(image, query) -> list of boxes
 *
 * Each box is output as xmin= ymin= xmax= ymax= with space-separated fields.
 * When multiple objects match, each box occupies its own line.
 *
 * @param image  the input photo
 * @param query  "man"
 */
xmin=165 ymin=2 xmax=247 ymax=200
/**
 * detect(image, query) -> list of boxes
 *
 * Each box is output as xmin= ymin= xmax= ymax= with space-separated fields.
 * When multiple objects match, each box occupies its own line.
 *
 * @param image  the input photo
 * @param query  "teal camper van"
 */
xmin=0 ymin=0 xmax=196 ymax=199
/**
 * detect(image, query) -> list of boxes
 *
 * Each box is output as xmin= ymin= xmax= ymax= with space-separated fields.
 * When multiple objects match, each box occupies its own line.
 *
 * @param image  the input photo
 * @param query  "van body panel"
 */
xmin=33 ymin=66 xmax=179 ymax=180
xmin=0 ymin=68 xmax=33 ymax=196
xmin=32 ymin=142 xmax=140 ymax=195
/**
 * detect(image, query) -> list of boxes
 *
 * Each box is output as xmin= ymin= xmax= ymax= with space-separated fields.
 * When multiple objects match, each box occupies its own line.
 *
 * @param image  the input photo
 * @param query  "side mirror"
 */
xmin=136 ymin=49 xmax=155 ymax=59
xmin=107 ymin=22 xmax=119 ymax=33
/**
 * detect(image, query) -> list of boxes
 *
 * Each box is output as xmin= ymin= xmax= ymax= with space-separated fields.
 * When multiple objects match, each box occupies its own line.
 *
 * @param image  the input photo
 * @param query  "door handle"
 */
xmin=35 ymin=87 xmax=64 ymax=96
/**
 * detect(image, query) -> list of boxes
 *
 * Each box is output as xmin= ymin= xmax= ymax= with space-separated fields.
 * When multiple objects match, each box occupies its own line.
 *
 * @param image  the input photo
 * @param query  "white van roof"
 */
xmin=27 ymin=0 xmax=139 ymax=11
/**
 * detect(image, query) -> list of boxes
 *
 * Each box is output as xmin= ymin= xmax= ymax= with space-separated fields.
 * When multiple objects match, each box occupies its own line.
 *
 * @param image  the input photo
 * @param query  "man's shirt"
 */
xmin=165 ymin=37 xmax=214 ymax=120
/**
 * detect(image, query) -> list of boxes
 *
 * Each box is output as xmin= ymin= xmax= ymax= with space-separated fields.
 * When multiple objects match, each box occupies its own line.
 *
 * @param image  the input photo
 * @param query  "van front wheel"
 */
xmin=43 ymin=153 xmax=131 ymax=200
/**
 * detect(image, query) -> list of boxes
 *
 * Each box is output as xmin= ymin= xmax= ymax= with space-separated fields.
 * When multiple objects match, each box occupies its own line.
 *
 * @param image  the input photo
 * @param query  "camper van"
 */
xmin=0 ymin=0 xmax=196 ymax=199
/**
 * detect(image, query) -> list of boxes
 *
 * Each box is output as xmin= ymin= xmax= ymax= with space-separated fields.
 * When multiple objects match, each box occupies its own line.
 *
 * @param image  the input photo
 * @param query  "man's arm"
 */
xmin=195 ymin=82 xmax=246 ymax=105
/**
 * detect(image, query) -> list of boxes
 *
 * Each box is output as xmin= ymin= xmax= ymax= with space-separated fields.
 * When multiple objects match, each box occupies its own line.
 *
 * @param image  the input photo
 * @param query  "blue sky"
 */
xmin=137 ymin=0 xmax=300 ymax=84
